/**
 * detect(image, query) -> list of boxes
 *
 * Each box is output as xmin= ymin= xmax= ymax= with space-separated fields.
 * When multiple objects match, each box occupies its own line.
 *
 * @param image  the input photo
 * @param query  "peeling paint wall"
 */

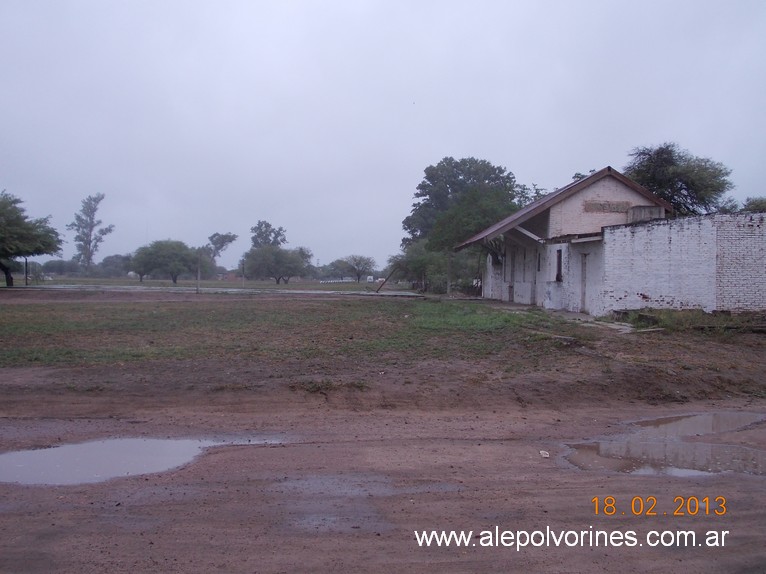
xmin=484 ymin=254 xmax=504 ymax=300
xmin=504 ymin=243 xmax=539 ymax=305
xmin=600 ymin=217 xmax=717 ymax=314
xmin=548 ymin=178 xmax=660 ymax=237
xmin=483 ymin=239 xmax=605 ymax=314
xmin=538 ymin=241 xmax=603 ymax=313
xmin=599 ymin=214 xmax=766 ymax=315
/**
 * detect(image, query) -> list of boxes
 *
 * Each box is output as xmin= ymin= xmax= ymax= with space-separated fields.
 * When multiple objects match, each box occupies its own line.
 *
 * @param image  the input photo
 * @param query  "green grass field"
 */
xmin=34 ymin=276 xmax=403 ymax=292
xmin=0 ymin=295 xmax=570 ymax=367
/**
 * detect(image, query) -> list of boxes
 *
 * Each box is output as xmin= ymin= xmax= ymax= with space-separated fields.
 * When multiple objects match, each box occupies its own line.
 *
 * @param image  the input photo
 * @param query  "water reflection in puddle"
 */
xmin=0 ymin=436 xmax=280 ymax=486
xmin=271 ymin=473 xmax=460 ymax=533
xmin=567 ymin=412 xmax=766 ymax=477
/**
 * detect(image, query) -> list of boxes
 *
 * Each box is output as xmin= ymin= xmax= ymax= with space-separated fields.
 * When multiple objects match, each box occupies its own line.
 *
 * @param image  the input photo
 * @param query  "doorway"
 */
xmin=580 ymin=253 xmax=588 ymax=313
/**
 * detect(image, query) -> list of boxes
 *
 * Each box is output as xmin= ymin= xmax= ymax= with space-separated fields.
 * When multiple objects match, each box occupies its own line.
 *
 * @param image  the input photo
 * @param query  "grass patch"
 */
xmin=0 ymin=295 xmax=583 ymax=367
xmin=40 ymin=277 xmax=408 ymax=293
xmin=621 ymin=308 xmax=765 ymax=333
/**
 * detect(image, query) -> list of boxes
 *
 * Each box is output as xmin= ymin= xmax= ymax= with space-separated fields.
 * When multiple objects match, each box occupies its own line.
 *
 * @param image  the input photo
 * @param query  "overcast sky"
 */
xmin=2 ymin=0 xmax=765 ymax=270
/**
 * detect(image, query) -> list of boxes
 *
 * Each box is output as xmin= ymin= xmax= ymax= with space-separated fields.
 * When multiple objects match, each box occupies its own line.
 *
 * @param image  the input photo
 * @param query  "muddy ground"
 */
xmin=0 ymin=289 xmax=765 ymax=573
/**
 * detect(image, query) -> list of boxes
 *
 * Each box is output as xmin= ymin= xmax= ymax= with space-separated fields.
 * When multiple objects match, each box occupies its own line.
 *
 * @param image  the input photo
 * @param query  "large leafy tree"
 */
xmin=425 ymin=186 xmax=519 ymax=252
xmin=243 ymin=222 xmax=312 ymax=284
xmin=342 ymin=255 xmax=376 ymax=282
xmin=242 ymin=245 xmax=312 ymax=284
xmin=623 ymin=143 xmax=734 ymax=215
xmin=250 ymin=220 xmax=287 ymax=247
xmin=402 ymin=157 xmax=523 ymax=247
xmin=131 ymin=240 xmax=195 ymax=284
xmin=67 ymin=193 xmax=115 ymax=273
xmin=0 ymin=191 xmax=62 ymax=286
xmin=322 ymin=258 xmax=354 ymax=280
xmin=401 ymin=157 xmax=524 ymax=293
xmin=95 ymin=254 xmax=132 ymax=278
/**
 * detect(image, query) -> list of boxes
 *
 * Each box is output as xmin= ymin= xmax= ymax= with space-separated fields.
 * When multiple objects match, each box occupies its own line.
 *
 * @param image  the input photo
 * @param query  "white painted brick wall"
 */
xmin=482 ymin=213 xmax=765 ymax=315
xmin=599 ymin=214 xmax=766 ymax=315
xmin=715 ymin=213 xmax=766 ymax=311
xmin=599 ymin=217 xmax=716 ymax=314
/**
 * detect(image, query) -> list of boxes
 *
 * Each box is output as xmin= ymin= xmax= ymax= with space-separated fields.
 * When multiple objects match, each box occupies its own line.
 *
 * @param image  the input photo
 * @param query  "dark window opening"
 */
xmin=555 ymin=249 xmax=563 ymax=282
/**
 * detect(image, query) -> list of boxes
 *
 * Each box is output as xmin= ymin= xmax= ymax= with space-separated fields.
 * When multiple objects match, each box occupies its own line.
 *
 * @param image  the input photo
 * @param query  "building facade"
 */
xmin=457 ymin=167 xmax=766 ymax=316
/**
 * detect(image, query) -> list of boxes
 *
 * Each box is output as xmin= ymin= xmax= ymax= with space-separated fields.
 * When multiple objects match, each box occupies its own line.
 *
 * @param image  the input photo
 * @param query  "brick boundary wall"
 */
xmin=599 ymin=214 xmax=765 ymax=315
xmin=714 ymin=213 xmax=766 ymax=312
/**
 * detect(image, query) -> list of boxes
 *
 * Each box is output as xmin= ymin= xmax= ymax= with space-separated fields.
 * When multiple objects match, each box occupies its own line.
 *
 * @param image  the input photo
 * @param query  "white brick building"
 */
xmin=457 ymin=167 xmax=766 ymax=316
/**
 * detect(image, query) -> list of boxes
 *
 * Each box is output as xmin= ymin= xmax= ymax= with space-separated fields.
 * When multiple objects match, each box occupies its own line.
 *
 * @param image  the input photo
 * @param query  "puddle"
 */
xmin=270 ymin=473 xmax=460 ymax=533
xmin=0 ymin=436 xmax=280 ymax=486
xmin=567 ymin=412 xmax=766 ymax=477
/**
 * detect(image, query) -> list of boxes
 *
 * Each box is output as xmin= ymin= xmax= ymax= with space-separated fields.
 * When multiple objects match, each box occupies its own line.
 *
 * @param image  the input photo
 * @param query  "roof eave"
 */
xmin=454 ymin=166 xmax=672 ymax=251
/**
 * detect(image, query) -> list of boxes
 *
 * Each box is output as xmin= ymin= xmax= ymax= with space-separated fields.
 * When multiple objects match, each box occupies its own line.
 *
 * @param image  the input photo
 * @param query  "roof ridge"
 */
xmin=454 ymin=166 xmax=671 ymax=251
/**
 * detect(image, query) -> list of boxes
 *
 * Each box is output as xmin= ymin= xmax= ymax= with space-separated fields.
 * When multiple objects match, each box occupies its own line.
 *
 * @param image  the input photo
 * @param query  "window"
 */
xmin=555 ymin=249 xmax=563 ymax=282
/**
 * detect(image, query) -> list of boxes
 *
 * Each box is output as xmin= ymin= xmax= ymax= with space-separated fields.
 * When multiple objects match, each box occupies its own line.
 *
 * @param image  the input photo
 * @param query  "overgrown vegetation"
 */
xmin=621 ymin=308 xmax=766 ymax=334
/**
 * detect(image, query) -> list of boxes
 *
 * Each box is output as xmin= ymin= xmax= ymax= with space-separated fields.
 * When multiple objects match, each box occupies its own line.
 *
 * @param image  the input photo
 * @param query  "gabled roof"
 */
xmin=455 ymin=166 xmax=673 ymax=250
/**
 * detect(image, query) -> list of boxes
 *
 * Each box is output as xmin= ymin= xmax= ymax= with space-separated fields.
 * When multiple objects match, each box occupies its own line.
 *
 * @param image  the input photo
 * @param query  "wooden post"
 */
xmin=196 ymin=250 xmax=201 ymax=294
xmin=376 ymin=265 xmax=399 ymax=293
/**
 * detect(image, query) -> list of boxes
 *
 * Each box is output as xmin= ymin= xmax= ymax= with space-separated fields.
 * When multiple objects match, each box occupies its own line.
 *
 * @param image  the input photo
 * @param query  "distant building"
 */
xmin=457 ymin=167 xmax=765 ymax=315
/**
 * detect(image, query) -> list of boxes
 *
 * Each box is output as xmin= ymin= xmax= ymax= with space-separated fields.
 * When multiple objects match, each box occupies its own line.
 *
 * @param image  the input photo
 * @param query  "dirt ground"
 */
xmin=1 ymin=289 xmax=765 ymax=573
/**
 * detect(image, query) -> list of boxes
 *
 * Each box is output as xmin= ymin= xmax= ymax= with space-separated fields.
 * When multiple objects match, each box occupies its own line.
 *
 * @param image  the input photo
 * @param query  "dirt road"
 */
xmin=1 ymin=289 xmax=764 ymax=573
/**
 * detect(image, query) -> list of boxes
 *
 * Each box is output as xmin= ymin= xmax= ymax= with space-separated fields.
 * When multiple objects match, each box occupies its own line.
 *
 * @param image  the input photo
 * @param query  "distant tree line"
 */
xmin=1 ymin=142 xmax=762 ymax=288
xmin=0 ymin=189 xmax=382 ymax=286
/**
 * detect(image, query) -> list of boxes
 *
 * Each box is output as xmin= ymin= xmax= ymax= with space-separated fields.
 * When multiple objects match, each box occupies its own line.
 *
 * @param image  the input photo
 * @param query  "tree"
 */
xmin=293 ymin=247 xmax=314 ymax=279
xmin=323 ymin=258 xmax=354 ymax=280
xmin=208 ymin=232 xmax=238 ymax=258
xmin=402 ymin=157 xmax=523 ymax=247
xmin=131 ymin=240 xmax=195 ymax=284
xmin=515 ymin=183 xmax=547 ymax=206
xmin=388 ymin=239 xmax=460 ymax=293
xmin=742 ymin=197 xmax=766 ymax=212
xmin=250 ymin=220 xmax=287 ymax=247
xmin=242 ymin=245 xmax=312 ymax=284
xmin=342 ymin=255 xmax=376 ymax=282
xmin=130 ymin=248 xmax=153 ymax=282
xmin=715 ymin=196 xmax=741 ymax=214
xmin=401 ymin=157 xmax=527 ymax=294
xmin=623 ymin=143 xmax=734 ymax=215
xmin=572 ymin=170 xmax=596 ymax=181
xmin=713 ymin=195 xmax=766 ymax=214
xmin=95 ymin=254 xmax=132 ymax=278
xmin=0 ymin=191 xmax=62 ymax=286
xmin=42 ymin=258 xmax=80 ymax=275
xmin=66 ymin=193 xmax=114 ymax=272
xmin=193 ymin=232 xmax=239 ymax=286
xmin=425 ymin=186 xmax=518 ymax=252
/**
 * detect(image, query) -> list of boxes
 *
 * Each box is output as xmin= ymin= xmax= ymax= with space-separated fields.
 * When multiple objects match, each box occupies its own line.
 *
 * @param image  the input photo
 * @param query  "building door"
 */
xmin=531 ymin=251 xmax=538 ymax=305
xmin=580 ymin=253 xmax=588 ymax=313
xmin=507 ymin=249 xmax=515 ymax=301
